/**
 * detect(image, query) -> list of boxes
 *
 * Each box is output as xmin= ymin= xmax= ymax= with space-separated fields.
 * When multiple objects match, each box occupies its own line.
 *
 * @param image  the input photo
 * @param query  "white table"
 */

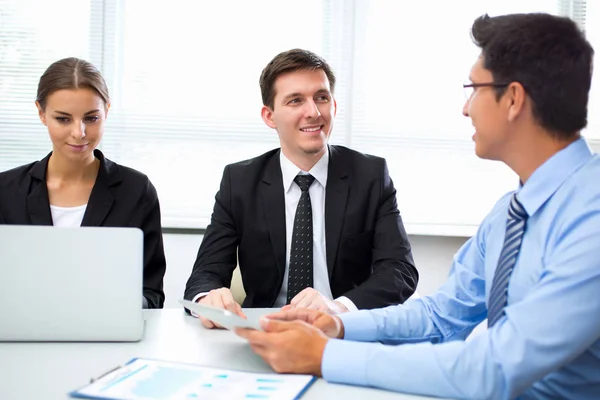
xmin=0 ymin=309 xmax=439 ymax=399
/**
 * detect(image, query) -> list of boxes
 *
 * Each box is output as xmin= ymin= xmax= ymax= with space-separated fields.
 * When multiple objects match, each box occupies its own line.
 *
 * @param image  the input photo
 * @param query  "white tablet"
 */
xmin=180 ymin=299 xmax=263 ymax=331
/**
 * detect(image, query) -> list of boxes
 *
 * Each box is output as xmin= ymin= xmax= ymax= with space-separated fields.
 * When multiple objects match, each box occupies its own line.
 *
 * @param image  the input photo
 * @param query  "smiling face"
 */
xmin=36 ymin=88 xmax=108 ymax=163
xmin=462 ymin=57 xmax=511 ymax=161
xmin=261 ymin=69 xmax=336 ymax=163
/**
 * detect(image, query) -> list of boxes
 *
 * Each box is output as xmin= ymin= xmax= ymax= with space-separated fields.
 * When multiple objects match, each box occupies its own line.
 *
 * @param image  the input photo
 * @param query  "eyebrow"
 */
xmin=281 ymin=92 xmax=303 ymax=102
xmin=281 ymin=89 xmax=331 ymax=102
xmin=54 ymin=109 xmax=100 ymax=116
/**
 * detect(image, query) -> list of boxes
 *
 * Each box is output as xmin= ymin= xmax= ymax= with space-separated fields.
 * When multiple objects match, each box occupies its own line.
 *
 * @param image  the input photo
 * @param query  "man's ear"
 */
xmin=261 ymin=105 xmax=277 ymax=129
xmin=506 ymin=82 xmax=526 ymax=122
xmin=35 ymin=101 xmax=47 ymax=126
xmin=333 ymin=98 xmax=337 ymax=117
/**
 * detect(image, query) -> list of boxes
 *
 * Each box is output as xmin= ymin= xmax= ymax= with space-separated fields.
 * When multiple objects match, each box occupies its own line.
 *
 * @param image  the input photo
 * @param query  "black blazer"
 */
xmin=185 ymin=145 xmax=418 ymax=309
xmin=0 ymin=150 xmax=166 ymax=308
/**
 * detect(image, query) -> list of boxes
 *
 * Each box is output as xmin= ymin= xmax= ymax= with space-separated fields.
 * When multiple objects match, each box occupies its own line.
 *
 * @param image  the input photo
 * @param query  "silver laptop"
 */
xmin=0 ymin=225 xmax=144 ymax=342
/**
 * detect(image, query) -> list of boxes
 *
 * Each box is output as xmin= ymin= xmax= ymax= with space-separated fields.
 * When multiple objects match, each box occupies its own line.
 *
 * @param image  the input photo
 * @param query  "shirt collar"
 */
xmin=280 ymin=147 xmax=329 ymax=193
xmin=518 ymin=137 xmax=593 ymax=217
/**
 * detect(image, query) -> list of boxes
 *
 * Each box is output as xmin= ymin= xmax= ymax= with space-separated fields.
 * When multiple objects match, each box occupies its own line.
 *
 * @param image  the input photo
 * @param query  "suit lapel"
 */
xmin=325 ymin=146 xmax=349 ymax=278
xmin=26 ymin=154 xmax=53 ymax=225
xmin=258 ymin=151 xmax=287 ymax=278
xmin=81 ymin=150 xmax=118 ymax=227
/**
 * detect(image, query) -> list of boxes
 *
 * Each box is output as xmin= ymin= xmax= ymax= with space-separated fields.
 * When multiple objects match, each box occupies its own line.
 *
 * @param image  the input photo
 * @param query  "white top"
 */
xmin=50 ymin=204 xmax=87 ymax=227
xmin=193 ymin=149 xmax=357 ymax=312
xmin=276 ymin=150 xmax=356 ymax=311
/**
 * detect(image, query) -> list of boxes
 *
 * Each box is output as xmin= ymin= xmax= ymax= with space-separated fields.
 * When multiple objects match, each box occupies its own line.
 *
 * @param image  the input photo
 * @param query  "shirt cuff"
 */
xmin=338 ymin=310 xmax=379 ymax=341
xmin=189 ymin=292 xmax=210 ymax=318
xmin=322 ymin=339 xmax=371 ymax=387
xmin=334 ymin=296 xmax=358 ymax=313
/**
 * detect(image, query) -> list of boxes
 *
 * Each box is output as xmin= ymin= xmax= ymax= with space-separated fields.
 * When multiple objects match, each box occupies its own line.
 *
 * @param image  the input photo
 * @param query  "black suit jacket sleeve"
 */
xmin=341 ymin=160 xmax=418 ymax=309
xmin=135 ymin=179 xmax=167 ymax=309
xmin=184 ymin=146 xmax=417 ymax=309
xmin=184 ymin=165 xmax=239 ymax=300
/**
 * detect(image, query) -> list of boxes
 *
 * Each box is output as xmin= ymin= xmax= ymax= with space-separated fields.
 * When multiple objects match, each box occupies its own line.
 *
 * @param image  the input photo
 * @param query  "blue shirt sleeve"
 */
xmin=322 ymin=206 xmax=600 ymax=400
xmin=336 ymin=211 xmax=492 ymax=346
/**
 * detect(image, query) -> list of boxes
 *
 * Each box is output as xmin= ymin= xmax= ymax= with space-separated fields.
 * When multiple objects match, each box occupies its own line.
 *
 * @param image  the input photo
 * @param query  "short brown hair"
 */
xmin=36 ymin=57 xmax=110 ymax=110
xmin=259 ymin=49 xmax=336 ymax=109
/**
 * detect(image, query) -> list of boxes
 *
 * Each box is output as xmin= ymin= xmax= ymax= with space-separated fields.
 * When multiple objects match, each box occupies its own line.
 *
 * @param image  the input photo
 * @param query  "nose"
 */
xmin=305 ymin=99 xmax=321 ymax=119
xmin=462 ymin=98 xmax=470 ymax=117
xmin=71 ymin=121 xmax=86 ymax=140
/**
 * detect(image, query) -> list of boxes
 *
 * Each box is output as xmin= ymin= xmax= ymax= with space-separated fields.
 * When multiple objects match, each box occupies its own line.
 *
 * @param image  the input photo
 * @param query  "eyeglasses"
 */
xmin=463 ymin=82 xmax=510 ymax=100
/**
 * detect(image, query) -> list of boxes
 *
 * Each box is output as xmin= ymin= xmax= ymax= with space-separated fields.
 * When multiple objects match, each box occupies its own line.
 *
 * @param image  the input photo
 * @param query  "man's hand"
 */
xmin=235 ymin=319 xmax=328 ymax=375
xmin=283 ymin=288 xmax=349 ymax=314
xmin=197 ymin=288 xmax=246 ymax=329
xmin=266 ymin=308 xmax=345 ymax=339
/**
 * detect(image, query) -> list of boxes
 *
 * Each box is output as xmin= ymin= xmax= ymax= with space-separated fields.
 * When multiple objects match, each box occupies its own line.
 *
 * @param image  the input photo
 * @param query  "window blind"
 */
xmin=1 ymin=0 xmax=597 ymax=236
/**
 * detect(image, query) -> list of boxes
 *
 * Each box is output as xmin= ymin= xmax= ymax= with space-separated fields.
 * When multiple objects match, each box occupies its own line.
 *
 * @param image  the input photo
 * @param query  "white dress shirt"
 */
xmin=194 ymin=149 xmax=357 ymax=312
xmin=275 ymin=150 xmax=356 ymax=311
xmin=50 ymin=204 xmax=87 ymax=227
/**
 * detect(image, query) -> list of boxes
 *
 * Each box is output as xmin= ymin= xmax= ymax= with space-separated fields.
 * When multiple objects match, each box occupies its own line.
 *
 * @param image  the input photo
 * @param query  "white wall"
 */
xmin=162 ymin=233 xmax=469 ymax=308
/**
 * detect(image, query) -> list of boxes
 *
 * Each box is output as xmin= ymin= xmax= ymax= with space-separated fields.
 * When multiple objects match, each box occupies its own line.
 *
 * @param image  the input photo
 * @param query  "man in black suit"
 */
xmin=184 ymin=49 xmax=417 ymax=327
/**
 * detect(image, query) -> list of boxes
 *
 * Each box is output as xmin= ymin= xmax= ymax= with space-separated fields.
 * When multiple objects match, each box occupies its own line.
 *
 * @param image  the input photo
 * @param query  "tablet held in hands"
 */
xmin=180 ymin=299 xmax=263 ymax=331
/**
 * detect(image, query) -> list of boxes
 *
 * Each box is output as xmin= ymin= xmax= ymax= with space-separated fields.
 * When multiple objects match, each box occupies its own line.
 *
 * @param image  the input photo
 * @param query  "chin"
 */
xmin=304 ymin=138 xmax=329 ymax=153
xmin=60 ymin=148 xmax=96 ymax=162
xmin=301 ymin=145 xmax=327 ymax=156
xmin=474 ymin=149 xmax=492 ymax=161
xmin=475 ymin=145 xmax=502 ymax=161
xmin=474 ymin=145 xmax=485 ymax=159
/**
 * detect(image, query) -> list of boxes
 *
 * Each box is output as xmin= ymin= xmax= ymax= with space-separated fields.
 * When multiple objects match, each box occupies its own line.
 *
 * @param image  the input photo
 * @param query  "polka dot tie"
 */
xmin=286 ymin=174 xmax=316 ymax=304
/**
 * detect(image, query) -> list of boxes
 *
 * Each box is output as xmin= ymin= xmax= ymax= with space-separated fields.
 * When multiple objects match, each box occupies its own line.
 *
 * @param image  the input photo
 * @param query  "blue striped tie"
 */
xmin=487 ymin=194 xmax=528 ymax=328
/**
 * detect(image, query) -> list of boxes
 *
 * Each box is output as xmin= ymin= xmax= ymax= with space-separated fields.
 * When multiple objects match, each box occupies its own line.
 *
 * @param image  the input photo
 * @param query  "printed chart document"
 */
xmin=70 ymin=358 xmax=316 ymax=400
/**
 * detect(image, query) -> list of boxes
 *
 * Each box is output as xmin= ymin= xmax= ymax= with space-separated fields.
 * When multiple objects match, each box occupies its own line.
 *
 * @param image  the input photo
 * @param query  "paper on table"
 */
xmin=71 ymin=358 xmax=316 ymax=400
xmin=179 ymin=299 xmax=263 ymax=331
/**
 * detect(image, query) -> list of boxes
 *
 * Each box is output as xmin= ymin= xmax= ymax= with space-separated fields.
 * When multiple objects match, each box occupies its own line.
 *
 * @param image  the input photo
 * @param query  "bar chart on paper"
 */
xmin=70 ymin=358 xmax=315 ymax=400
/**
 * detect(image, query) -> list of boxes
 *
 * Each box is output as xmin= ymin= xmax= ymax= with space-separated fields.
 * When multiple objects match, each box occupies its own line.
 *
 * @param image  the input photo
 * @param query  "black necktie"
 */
xmin=287 ymin=174 xmax=316 ymax=304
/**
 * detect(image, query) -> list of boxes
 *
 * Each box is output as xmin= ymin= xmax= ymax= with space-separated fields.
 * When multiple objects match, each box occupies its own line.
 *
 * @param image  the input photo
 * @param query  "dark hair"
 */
xmin=471 ymin=13 xmax=594 ymax=139
xmin=259 ymin=49 xmax=336 ymax=109
xmin=36 ymin=57 xmax=110 ymax=110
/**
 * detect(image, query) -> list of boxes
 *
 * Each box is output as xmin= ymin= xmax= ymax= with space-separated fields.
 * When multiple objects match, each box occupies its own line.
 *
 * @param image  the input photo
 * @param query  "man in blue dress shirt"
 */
xmin=236 ymin=12 xmax=600 ymax=400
